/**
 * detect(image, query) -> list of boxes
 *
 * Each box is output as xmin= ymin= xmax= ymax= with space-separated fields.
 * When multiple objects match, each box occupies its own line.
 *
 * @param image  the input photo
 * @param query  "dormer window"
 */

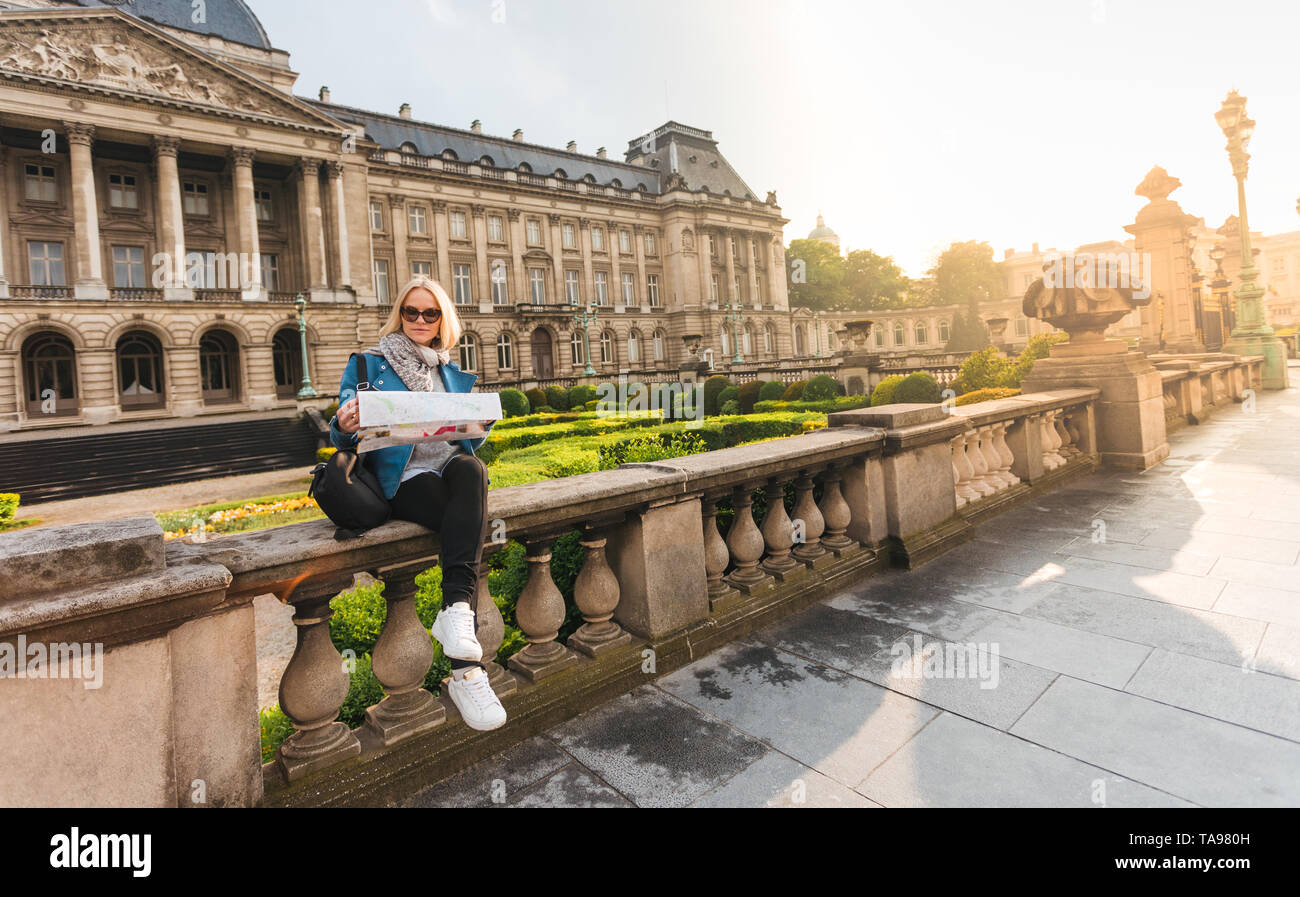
xmin=479 ymin=155 xmax=494 ymax=167
xmin=399 ymin=141 xmax=419 ymax=154
xmin=441 ymin=149 xmax=458 ymax=161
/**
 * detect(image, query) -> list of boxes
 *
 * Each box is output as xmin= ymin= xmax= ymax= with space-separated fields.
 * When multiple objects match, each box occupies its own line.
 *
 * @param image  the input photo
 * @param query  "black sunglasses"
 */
xmin=400 ymin=305 xmax=442 ymax=323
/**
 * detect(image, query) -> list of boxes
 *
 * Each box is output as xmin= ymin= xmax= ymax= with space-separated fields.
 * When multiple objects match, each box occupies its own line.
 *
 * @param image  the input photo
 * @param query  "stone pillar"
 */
xmin=767 ymin=235 xmax=784 ymax=312
xmin=166 ymin=345 xmax=204 ymax=417
xmin=607 ymin=496 xmax=710 ymax=638
xmin=694 ymin=223 xmax=712 ymax=310
xmin=431 ymin=199 xmax=450 ymax=288
xmin=723 ymin=228 xmax=737 ymax=304
xmin=0 ymin=348 xmax=19 ymax=430
xmin=326 ymin=161 xmax=351 ymax=289
xmin=296 ymin=159 xmax=327 ymax=291
xmin=0 ymin=144 xmax=8 ymax=296
xmin=244 ymin=342 xmax=278 ymax=411
xmin=579 ymin=217 xmax=596 ymax=306
xmin=387 ymin=193 xmax=409 ymax=290
xmin=472 ymin=204 xmax=491 ymax=312
xmin=608 ymin=219 xmax=625 ymax=307
xmin=64 ymin=122 xmax=106 ymax=298
xmin=1124 ymin=167 xmax=1201 ymax=351
xmin=634 ymin=224 xmax=650 ymax=307
xmin=508 ymin=209 xmax=526 ymax=303
xmin=230 ymin=147 xmax=262 ymax=301
xmin=152 ymin=136 xmax=189 ymax=299
xmin=748 ymin=233 xmax=762 ymax=310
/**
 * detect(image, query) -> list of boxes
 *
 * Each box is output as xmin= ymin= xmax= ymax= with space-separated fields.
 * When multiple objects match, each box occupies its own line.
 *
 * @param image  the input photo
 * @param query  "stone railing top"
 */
xmin=947 ymin=388 xmax=1100 ymax=428
xmin=0 ymin=516 xmax=165 ymax=602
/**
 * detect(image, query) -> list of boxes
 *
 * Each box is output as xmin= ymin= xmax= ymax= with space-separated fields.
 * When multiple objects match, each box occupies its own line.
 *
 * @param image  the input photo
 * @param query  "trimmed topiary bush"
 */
xmin=955 ymin=387 xmax=1022 ymax=406
xmin=525 ymin=388 xmax=547 ymax=411
xmin=703 ymin=375 xmax=732 ymax=416
xmin=545 ymin=385 xmax=570 ymax=411
xmin=498 ymin=388 xmax=529 ymax=418
xmin=781 ymin=379 xmax=808 ymax=401
xmin=568 ymin=383 xmax=597 ymax=408
xmin=802 ymin=374 xmax=839 ymax=402
xmin=584 ymin=399 xmax=598 ymax=411
xmin=893 ymin=371 xmax=942 ymax=404
xmin=738 ymin=380 xmax=764 ymax=414
xmin=758 ymin=379 xmax=786 ymax=402
xmin=717 ymin=386 xmax=740 ymax=411
xmin=870 ymin=375 xmax=904 ymax=406
xmin=721 ymin=399 xmax=740 ymax=415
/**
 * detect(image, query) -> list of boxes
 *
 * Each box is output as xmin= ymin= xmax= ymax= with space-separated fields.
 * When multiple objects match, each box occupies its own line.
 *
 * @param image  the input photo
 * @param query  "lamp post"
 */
xmin=573 ymin=301 xmax=598 ymax=376
xmin=294 ymin=293 xmax=317 ymax=399
xmin=1209 ymin=244 xmax=1232 ymax=347
xmin=724 ymin=300 xmax=744 ymax=364
xmin=1215 ymin=90 xmax=1289 ymax=387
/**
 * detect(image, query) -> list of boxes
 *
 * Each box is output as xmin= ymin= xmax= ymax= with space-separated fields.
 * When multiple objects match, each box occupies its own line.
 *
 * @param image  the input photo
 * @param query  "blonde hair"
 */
xmin=379 ymin=276 xmax=463 ymax=352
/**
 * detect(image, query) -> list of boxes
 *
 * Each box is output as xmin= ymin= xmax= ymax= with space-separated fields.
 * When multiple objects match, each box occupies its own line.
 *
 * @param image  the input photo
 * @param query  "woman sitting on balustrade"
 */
xmin=330 ymin=275 xmax=506 ymax=731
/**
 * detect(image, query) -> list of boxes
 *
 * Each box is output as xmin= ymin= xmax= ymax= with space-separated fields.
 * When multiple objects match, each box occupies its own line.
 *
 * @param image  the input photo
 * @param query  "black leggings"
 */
xmin=388 ymin=453 xmax=490 ymax=671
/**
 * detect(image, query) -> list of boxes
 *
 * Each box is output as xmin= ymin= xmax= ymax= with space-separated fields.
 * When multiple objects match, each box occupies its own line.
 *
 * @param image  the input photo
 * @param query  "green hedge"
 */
xmin=703 ymin=375 xmax=732 ymax=416
xmin=753 ymin=395 xmax=871 ymax=414
xmin=738 ymin=380 xmax=764 ymax=414
xmin=499 ymin=388 xmax=530 ymax=418
xmin=893 ymin=371 xmax=941 ymax=403
xmin=758 ymin=379 xmax=786 ymax=402
xmin=870 ymin=375 xmax=904 ymax=406
xmin=525 ymin=388 xmax=547 ymax=411
xmin=781 ymin=379 xmax=808 ymax=401
xmin=802 ymin=374 xmax=839 ymax=401
xmin=545 ymin=385 xmax=570 ymax=411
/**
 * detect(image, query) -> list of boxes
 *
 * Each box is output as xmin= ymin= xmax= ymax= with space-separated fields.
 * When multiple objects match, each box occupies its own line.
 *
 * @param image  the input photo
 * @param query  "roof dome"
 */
xmin=64 ymin=0 xmax=272 ymax=49
xmin=807 ymin=211 xmax=839 ymax=247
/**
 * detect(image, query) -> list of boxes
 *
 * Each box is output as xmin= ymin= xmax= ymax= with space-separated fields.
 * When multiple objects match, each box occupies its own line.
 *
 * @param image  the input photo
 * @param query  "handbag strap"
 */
xmin=355 ymin=351 xmax=374 ymax=392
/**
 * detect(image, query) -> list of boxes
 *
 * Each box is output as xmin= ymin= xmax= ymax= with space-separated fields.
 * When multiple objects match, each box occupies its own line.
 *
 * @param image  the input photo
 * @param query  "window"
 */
xmin=893 ymin=321 xmax=905 ymax=345
xmin=742 ymin=325 xmax=753 ymax=355
xmin=652 ymin=329 xmax=665 ymax=360
xmin=731 ymin=237 xmax=740 ymax=261
xmin=497 ymin=332 xmax=514 ymax=369
xmin=411 ymin=260 xmax=432 ymax=278
xmin=530 ymin=268 xmax=547 ymax=304
xmin=1015 ymin=316 xmax=1028 ymax=336
xmin=733 ymin=275 xmax=744 ymax=304
xmin=373 ymin=259 xmax=390 ymax=303
xmin=938 ymin=320 xmax=950 ymax=342
xmin=647 ymin=274 xmax=660 ymax=307
xmin=594 ymin=271 xmax=609 ymax=306
xmin=108 ymin=173 xmax=137 ymax=209
xmin=255 ymin=188 xmax=273 ymax=222
xmin=875 ymin=327 xmax=885 ymax=347
xmin=793 ymin=325 xmax=804 ymax=356
xmin=764 ymin=324 xmax=775 ymax=354
xmin=453 ymin=263 xmax=472 ymax=304
xmin=754 ymin=279 xmax=763 ymax=305
xmin=619 ymin=230 xmax=631 ymax=253
xmin=28 ymin=241 xmax=65 ymax=285
xmin=562 ymin=223 xmax=576 ymax=248
xmin=526 ymin=218 xmax=541 ymax=245
xmin=645 ymin=231 xmax=656 ymax=255
xmin=592 ymin=226 xmax=605 ymax=251
xmin=621 ymin=272 xmax=635 ymax=306
xmin=260 ymin=253 xmax=279 ymax=291
xmin=112 ymin=245 xmax=145 ymax=287
xmin=720 ymin=325 xmax=730 ymax=357
xmin=409 ymin=205 xmax=428 ymax=235
xmin=599 ymin=330 xmax=614 ymax=364
xmin=710 ymin=274 xmax=720 ymax=303
xmin=1272 ymin=256 xmax=1286 ymax=273
xmin=487 ymin=215 xmax=503 ymax=242
xmin=628 ymin=330 xmax=641 ymax=363
xmin=915 ymin=321 xmax=927 ymax=344
xmin=369 ymin=200 xmax=383 ymax=231
xmin=570 ymin=330 xmax=585 ymax=364
xmin=749 ymin=239 xmax=756 ymax=261
xmin=707 ymin=234 xmax=716 ymax=256
xmin=1022 ymin=273 xmax=1035 ymax=290
xmin=183 ymin=181 xmax=209 ymax=216
xmin=458 ymin=334 xmax=478 ymax=372
xmin=450 ymin=210 xmax=467 ymax=239
xmin=491 ymin=261 xmax=508 ymax=304
xmin=25 ymin=163 xmax=56 ymax=203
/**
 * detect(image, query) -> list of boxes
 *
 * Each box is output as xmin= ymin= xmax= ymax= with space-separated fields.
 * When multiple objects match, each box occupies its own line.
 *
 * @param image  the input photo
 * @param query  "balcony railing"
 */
xmin=194 ymin=288 xmax=240 ymax=302
xmin=109 ymin=287 xmax=164 ymax=301
xmin=11 ymin=285 xmax=72 ymax=299
xmin=268 ymin=291 xmax=302 ymax=303
xmin=518 ymin=173 xmax=549 ymax=187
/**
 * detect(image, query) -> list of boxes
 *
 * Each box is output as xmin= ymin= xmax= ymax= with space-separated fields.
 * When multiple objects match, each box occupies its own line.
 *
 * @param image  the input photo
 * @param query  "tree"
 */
xmin=926 ymin=241 xmax=1005 ymax=351
xmin=785 ymin=238 xmax=846 ymax=311
xmin=842 ymin=249 xmax=911 ymax=310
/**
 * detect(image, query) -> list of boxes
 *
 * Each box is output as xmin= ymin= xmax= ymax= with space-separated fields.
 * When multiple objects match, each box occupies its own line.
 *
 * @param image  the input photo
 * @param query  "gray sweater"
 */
xmin=397 ymin=345 xmax=464 ymax=483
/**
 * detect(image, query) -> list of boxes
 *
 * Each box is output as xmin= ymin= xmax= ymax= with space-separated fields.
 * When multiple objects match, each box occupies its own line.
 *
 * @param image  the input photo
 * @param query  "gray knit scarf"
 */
xmin=371 ymin=331 xmax=450 ymax=392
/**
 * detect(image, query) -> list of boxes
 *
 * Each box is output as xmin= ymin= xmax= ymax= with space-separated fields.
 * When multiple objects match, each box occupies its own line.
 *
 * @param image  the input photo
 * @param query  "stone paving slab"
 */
xmin=689 ymin=750 xmax=881 ymax=808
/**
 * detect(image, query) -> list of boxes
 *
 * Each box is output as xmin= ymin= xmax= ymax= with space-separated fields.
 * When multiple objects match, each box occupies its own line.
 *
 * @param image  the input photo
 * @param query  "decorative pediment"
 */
xmin=0 ymin=11 xmax=342 ymax=131
xmin=10 ymin=209 xmax=74 ymax=228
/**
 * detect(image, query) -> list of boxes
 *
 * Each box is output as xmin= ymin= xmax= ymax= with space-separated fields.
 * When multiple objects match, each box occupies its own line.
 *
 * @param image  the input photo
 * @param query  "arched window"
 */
xmin=496 ymin=331 xmax=514 ymax=370
xmin=893 ymin=321 xmax=905 ymax=346
xmin=199 ymin=329 xmax=240 ymax=404
xmin=570 ymin=330 xmax=584 ymax=365
xmin=627 ymin=329 xmax=642 ymax=363
xmin=939 ymin=319 xmax=951 ymax=342
xmin=518 ymin=162 xmax=532 ymax=173
xmin=399 ymin=141 xmax=419 ymax=154
xmin=636 ymin=183 xmax=647 ymax=192
xmin=118 ymin=329 xmax=165 ymax=409
xmin=553 ymin=168 xmax=567 ymax=180
xmin=479 ymin=155 xmax=495 ymax=167
xmin=741 ymin=323 xmax=753 ymax=356
xmin=794 ymin=325 xmax=805 ymax=356
xmin=271 ymin=328 xmax=301 ymax=400
xmin=440 ymin=149 xmax=458 ymax=161
xmin=915 ymin=321 xmax=928 ymax=344
xmin=652 ymin=329 xmax=665 ymax=361
xmin=600 ymin=330 xmax=614 ymax=364
xmin=582 ymin=174 xmax=596 ymax=184
xmin=875 ymin=327 xmax=885 ymax=347
xmin=764 ymin=323 xmax=775 ymax=354
xmin=458 ymin=333 xmax=478 ymax=372
xmin=610 ymin=178 xmax=622 ymax=188
xmin=23 ymin=331 xmax=78 ymax=417
xmin=720 ymin=325 xmax=731 ymax=356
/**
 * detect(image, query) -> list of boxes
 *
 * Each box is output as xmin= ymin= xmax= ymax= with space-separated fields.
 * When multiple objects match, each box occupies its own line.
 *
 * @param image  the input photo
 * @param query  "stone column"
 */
xmin=694 ymin=224 xmax=712 ymax=310
xmin=548 ymin=214 xmax=565 ymax=303
xmin=1124 ymin=167 xmax=1201 ymax=351
xmin=431 ymin=199 xmax=450 ymax=287
xmin=326 ymin=161 xmax=351 ymax=289
xmin=64 ymin=122 xmax=106 ymax=299
xmin=748 ymin=233 xmax=762 ymax=310
xmin=230 ymin=147 xmax=263 ymax=301
xmin=609 ymin=219 xmax=625 ymax=308
xmin=0 ymin=349 xmax=18 ymax=430
xmin=634 ymin=224 xmax=649 ymax=306
xmin=472 ymin=204 xmax=491 ymax=312
xmin=244 ymin=342 xmax=278 ymax=411
xmin=508 ymin=209 xmax=525 ymax=303
xmin=579 ymin=217 xmax=596 ymax=306
xmin=767 ymin=235 xmax=784 ymax=311
xmin=0 ymin=145 xmax=10 ymax=298
xmin=166 ymin=345 xmax=204 ymax=417
xmin=723 ymin=228 xmax=737 ymax=304
xmin=296 ymin=159 xmax=327 ymax=292
xmin=607 ymin=495 xmax=710 ymax=638
xmin=77 ymin=347 xmax=117 ymax=426
xmin=387 ymin=193 xmax=409 ymax=289
xmin=152 ymin=136 xmax=189 ymax=300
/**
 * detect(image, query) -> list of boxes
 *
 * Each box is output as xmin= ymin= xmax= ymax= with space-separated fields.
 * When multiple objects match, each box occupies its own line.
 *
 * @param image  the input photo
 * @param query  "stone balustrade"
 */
xmin=1155 ymin=353 xmax=1263 ymax=430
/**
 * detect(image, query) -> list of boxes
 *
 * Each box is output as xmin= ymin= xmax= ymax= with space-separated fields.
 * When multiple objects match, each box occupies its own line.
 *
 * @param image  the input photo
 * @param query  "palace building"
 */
xmin=0 ymin=0 xmax=791 ymax=431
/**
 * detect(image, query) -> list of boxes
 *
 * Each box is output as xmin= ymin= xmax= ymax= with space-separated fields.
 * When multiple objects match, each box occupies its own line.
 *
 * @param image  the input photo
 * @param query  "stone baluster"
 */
xmin=1055 ymin=412 xmax=1078 ymax=458
xmin=702 ymin=492 xmax=739 ymax=607
xmin=1041 ymin=411 xmax=1065 ymax=470
xmin=276 ymin=571 xmax=362 ymax=782
xmin=951 ymin=433 xmax=979 ymax=507
xmin=978 ymin=426 xmax=1011 ymax=490
xmin=818 ymin=462 xmax=855 ymax=555
xmin=790 ymin=472 xmax=828 ymax=566
xmin=507 ymin=537 xmax=579 ymax=682
xmin=365 ymin=559 xmax=444 ymax=745
xmin=759 ymin=476 xmax=802 ymax=580
xmin=992 ymin=420 xmax=1020 ymax=486
xmin=474 ymin=544 xmax=516 ymax=696
xmin=964 ymin=429 xmax=997 ymax=497
xmin=568 ymin=525 xmax=632 ymax=656
xmin=724 ymin=483 xmax=774 ymax=593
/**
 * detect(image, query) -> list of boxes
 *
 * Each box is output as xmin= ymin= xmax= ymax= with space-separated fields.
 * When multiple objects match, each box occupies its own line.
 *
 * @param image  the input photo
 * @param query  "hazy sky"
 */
xmin=254 ymin=0 xmax=1300 ymax=276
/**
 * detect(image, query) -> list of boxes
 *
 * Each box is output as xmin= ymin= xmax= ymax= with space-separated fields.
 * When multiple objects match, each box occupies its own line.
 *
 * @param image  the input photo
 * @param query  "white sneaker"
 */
xmin=446 ymin=667 xmax=507 ymax=731
xmin=431 ymin=602 xmax=482 ymax=662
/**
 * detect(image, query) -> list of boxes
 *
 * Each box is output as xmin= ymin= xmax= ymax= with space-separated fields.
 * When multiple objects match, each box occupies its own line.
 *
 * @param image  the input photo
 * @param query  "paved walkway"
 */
xmin=402 ymin=372 xmax=1300 ymax=807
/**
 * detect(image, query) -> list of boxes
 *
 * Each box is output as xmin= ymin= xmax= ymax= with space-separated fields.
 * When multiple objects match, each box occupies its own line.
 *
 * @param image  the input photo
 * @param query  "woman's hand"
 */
xmin=337 ymin=397 xmax=361 ymax=434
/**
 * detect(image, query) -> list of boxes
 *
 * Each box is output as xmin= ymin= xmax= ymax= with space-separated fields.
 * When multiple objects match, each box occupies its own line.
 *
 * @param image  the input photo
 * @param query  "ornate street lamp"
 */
xmin=1215 ymin=90 xmax=1288 ymax=387
xmin=294 ymin=293 xmax=317 ymax=399
xmin=724 ymin=300 xmax=744 ymax=364
xmin=573 ymin=301 xmax=598 ymax=376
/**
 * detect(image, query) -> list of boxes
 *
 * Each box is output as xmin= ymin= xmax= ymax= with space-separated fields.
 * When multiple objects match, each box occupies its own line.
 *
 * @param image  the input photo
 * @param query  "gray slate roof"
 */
xmin=45 ymin=0 xmax=273 ymax=49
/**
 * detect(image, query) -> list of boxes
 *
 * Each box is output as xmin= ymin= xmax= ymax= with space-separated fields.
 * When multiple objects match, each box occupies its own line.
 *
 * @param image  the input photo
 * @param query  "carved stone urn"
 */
xmin=681 ymin=334 xmax=702 ymax=358
xmin=841 ymin=320 xmax=874 ymax=352
xmin=1023 ymin=256 xmax=1150 ymax=357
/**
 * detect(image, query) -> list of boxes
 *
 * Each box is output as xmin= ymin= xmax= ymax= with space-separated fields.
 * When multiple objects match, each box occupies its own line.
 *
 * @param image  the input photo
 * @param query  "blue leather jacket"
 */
xmin=328 ymin=351 xmax=493 ymax=500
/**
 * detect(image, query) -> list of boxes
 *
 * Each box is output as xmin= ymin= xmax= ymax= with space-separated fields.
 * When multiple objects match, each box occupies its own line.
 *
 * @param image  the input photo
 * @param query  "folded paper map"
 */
xmin=355 ymin=391 xmax=502 ymax=453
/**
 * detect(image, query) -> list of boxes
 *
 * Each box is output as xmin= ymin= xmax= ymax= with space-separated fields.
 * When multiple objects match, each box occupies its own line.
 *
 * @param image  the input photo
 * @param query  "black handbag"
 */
xmin=308 ymin=353 xmax=392 ymax=540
